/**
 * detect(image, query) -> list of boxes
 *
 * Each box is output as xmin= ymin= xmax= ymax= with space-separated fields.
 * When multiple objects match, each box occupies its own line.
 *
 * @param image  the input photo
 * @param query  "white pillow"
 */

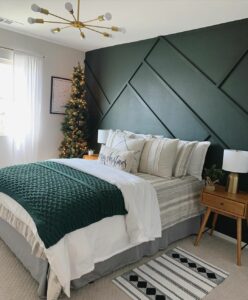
xmin=123 ymin=130 xmax=153 ymax=140
xmin=173 ymin=140 xmax=197 ymax=177
xmin=98 ymin=145 xmax=134 ymax=173
xmin=105 ymin=129 xmax=121 ymax=146
xmin=139 ymin=138 xmax=179 ymax=178
xmin=106 ymin=131 xmax=145 ymax=173
xmin=187 ymin=141 xmax=211 ymax=180
xmin=123 ymin=130 xmax=163 ymax=139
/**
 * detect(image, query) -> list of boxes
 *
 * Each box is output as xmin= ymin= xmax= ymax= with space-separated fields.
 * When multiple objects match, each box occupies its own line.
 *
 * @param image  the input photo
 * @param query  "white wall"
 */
xmin=0 ymin=28 xmax=85 ymax=167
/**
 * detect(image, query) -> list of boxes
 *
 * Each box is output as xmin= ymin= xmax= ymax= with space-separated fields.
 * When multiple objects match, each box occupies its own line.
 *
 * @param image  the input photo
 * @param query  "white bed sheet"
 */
xmin=0 ymin=159 xmax=161 ymax=297
xmin=0 ymin=160 xmax=204 ymax=299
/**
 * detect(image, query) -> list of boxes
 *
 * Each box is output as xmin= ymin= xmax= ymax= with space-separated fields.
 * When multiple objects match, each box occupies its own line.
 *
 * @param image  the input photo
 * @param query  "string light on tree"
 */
xmin=59 ymin=63 xmax=88 ymax=158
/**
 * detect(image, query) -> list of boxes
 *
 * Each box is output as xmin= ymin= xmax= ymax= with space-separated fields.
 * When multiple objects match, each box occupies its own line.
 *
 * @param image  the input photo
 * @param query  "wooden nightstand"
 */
xmin=195 ymin=185 xmax=248 ymax=266
xmin=83 ymin=154 xmax=99 ymax=160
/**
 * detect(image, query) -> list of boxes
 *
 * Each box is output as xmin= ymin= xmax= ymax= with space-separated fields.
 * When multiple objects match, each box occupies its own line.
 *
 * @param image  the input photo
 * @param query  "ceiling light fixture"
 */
xmin=28 ymin=0 xmax=125 ymax=40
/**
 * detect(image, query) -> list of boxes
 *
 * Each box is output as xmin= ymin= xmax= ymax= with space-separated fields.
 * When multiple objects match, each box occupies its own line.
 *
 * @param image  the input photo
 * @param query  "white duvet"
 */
xmin=0 ymin=159 xmax=161 ymax=297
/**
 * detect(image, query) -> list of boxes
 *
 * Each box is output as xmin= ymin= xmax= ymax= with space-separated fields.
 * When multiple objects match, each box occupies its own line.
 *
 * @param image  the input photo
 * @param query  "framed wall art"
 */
xmin=50 ymin=76 xmax=71 ymax=114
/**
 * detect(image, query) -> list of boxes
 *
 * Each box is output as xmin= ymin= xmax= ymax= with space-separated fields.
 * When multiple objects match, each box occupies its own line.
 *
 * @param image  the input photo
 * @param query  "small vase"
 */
xmin=205 ymin=185 xmax=215 ymax=192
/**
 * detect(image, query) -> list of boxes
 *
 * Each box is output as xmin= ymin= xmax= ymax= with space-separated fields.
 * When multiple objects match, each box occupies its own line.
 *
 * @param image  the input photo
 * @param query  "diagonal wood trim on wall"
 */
xmin=85 ymin=18 xmax=248 ymax=242
xmin=85 ymin=18 xmax=248 ymax=182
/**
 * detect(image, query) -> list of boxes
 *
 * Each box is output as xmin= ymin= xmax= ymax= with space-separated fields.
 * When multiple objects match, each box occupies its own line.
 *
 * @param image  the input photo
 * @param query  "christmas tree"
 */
xmin=59 ymin=63 xmax=88 ymax=158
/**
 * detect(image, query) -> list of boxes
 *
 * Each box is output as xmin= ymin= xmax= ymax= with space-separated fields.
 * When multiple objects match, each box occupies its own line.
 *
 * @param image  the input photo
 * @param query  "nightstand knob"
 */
xmin=220 ymin=202 xmax=224 ymax=206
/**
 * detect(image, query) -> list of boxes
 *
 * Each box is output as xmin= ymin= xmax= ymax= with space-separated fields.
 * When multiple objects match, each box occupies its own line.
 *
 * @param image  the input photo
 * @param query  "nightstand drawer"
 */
xmin=202 ymin=193 xmax=245 ymax=217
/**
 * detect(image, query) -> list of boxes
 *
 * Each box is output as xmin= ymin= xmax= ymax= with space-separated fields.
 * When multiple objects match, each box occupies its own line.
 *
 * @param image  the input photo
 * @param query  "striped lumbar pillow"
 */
xmin=173 ymin=140 xmax=197 ymax=177
xmin=139 ymin=138 xmax=179 ymax=178
xmin=187 ymin=141 xmax=211 ymax=180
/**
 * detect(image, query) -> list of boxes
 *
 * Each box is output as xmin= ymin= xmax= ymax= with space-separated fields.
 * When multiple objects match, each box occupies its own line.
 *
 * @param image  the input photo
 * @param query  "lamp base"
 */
xmin=226 ymin=172 xmax=239 ymax=194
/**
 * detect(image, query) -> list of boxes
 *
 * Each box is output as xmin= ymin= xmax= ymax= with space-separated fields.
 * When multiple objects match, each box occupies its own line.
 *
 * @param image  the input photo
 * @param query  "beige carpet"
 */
xmin=0 ymin=234 xmax=247 ymax=300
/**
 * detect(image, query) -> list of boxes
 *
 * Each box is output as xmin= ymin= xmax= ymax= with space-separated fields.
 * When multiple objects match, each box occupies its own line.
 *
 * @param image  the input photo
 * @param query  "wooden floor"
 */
xmin=0 ymin=233 xmax=247 ymax=300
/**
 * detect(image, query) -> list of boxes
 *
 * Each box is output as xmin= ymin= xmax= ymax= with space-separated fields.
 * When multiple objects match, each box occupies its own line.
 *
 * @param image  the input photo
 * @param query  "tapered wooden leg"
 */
xmin=195 ymin=207 xmax=211 ymax=246
xmin=237 ymin=217 xmax=242 ymax=266
xmin=210 ymin=213 xmax=218 ymax=236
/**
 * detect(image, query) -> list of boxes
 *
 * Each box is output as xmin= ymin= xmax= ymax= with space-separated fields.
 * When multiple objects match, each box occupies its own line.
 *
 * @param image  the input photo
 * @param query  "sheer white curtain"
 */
xmin=7 ymin=52 xmax=43 ymax=165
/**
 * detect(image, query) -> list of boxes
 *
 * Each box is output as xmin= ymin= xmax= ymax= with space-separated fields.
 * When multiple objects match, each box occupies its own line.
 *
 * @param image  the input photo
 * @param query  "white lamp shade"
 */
xmin=97 ymin=129 xmax=109 ymax=144
xmin=222 ymin=149 xmax=248 ymax=173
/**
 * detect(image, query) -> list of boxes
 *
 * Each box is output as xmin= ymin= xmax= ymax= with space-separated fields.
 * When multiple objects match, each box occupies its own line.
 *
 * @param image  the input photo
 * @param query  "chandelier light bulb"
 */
xmin=27 ymin=17 xmax=44 ymax=24
xmin=31 ymin=4 xmax=41 ymax=12
xmin=65 ymin=2 xmax=73 ymax=13
xmin=118 ymin=27 xmax=126 ymax=33
xmin=104 ymin=12 xmax=112 ymax=21
xmin=27 ymin=17 xmax=35 ymax=24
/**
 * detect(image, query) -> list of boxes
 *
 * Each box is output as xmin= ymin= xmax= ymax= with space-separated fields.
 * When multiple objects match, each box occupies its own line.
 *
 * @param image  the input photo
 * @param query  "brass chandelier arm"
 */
xmin=83 ymin=24 xmax=113 ymax=30
xmin=58 ymin=25 xmax=73 ymax=30
xmin=48 ymin=12 xmax=72 ymax=23
xmin=71 ymin=12 xmax=77 ymax=23
xmin=69 ymin=8 xmax=85 ymax=38
xmin=78 ymin=27 xmax=85 ymax=39
xmin=44 ymin=21 xmax=71 ymax=25
xmin=81 ymin=18 xmax=99 ymax=24
xmin=84 ymin=26 xmax=106 ymax=36
xmin=77 ymin=0 xmax=80 ymax=21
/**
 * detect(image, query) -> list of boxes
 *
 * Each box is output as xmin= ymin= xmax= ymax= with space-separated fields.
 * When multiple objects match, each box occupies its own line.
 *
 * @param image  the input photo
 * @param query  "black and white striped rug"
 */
xmin=113 ymin=247 xmax=229 ymax=300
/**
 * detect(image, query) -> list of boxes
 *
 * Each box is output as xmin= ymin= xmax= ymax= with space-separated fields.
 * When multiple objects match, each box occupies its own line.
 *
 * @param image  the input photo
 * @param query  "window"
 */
xmin=0 ymin=50 xmax=13 ymax=136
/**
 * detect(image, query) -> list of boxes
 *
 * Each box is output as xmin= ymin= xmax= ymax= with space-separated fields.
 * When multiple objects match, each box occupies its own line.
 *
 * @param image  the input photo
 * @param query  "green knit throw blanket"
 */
xmin=0 ymin=161 xmax=127 ymax=248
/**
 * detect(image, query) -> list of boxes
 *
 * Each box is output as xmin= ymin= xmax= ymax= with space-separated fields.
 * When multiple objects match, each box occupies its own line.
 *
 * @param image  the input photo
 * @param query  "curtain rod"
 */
xmin=0 ymin=45 xmax=45 ymax=59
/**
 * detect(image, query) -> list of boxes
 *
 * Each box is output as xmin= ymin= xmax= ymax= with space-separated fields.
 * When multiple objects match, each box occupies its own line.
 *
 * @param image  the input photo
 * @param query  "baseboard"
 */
xmin=210 ymin=229 xmax=247 ymax=250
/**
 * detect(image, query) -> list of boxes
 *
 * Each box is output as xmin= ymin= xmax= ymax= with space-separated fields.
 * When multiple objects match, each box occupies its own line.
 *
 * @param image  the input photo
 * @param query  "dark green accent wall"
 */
xmin=85 ymin=19 xmax=248 ymax=242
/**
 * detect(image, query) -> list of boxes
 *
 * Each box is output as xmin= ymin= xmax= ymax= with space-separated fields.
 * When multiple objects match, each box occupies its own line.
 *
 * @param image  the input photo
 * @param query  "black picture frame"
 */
xmin=50 ymin=76 xmax=71 ymax=114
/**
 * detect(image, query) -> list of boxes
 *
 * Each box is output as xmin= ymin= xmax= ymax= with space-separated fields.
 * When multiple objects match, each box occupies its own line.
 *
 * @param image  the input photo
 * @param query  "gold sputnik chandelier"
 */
xmin=28 ymin=0 xmax=124 ymax=39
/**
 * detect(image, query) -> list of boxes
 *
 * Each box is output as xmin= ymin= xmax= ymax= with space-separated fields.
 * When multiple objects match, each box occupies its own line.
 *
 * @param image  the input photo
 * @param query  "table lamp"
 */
xmin=222 ymin=149 xmax=248 ymax=194
xmin=97 ymin=129 xmax=109 ymax=145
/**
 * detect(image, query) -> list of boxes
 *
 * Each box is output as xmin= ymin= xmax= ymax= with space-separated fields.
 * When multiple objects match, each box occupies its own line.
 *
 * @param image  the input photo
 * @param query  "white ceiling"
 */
xmin=0 ymin=0 xmax=248 ymax=52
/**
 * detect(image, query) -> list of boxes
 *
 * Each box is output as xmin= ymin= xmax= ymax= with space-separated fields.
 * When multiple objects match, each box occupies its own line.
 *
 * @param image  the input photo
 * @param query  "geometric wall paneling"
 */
xmin=85 ymin=86 xmax=102 ymax=132
xmin=86 ymin=38 xmax=156 ymax=102
xmin=85 ymin=17 xmax=248 ymax=175
xmin=85 ymin=63 xmax=110 ymax=115
xmin=167 ymin=19 xmax=248 ymax=84
xmin=100 ymin=85 xmax=173 ymax=137
xmin=146 ymin=38 xmax=248 ymax=150
xmin=239 ymin=173 xmax=248 ymax=192
xmin=85 ymin=19 xmax=248 ymax=241
xmin=205 ymin=136 xmax=224 ymax=168
xmin=130 ymin=63 xmax=209 ymax=141
xmin=221 ymin=53 xmax=248 ymax=113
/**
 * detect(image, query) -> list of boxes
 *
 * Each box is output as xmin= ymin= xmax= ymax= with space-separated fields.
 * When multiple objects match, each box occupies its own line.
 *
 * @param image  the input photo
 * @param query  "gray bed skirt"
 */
xmin=0 ymin=215 xmax=201 ymax=298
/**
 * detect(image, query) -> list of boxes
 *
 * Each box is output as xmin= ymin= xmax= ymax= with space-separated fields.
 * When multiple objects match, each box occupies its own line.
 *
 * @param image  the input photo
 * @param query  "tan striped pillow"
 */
xmin=139 ymin=138 xmax=179 ymax=178
xmin=173 ymin=140 xmax=197 ymax=177
xmin=187 ymin=141 xmax=211 ymax=180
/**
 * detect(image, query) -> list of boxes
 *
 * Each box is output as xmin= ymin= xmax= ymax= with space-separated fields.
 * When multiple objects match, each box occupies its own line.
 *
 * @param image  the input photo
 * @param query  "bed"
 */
xmin=0 ymin=158 xmax=204 ymax=299
xmin=0 ymin=128 xmax=210 ymax=299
